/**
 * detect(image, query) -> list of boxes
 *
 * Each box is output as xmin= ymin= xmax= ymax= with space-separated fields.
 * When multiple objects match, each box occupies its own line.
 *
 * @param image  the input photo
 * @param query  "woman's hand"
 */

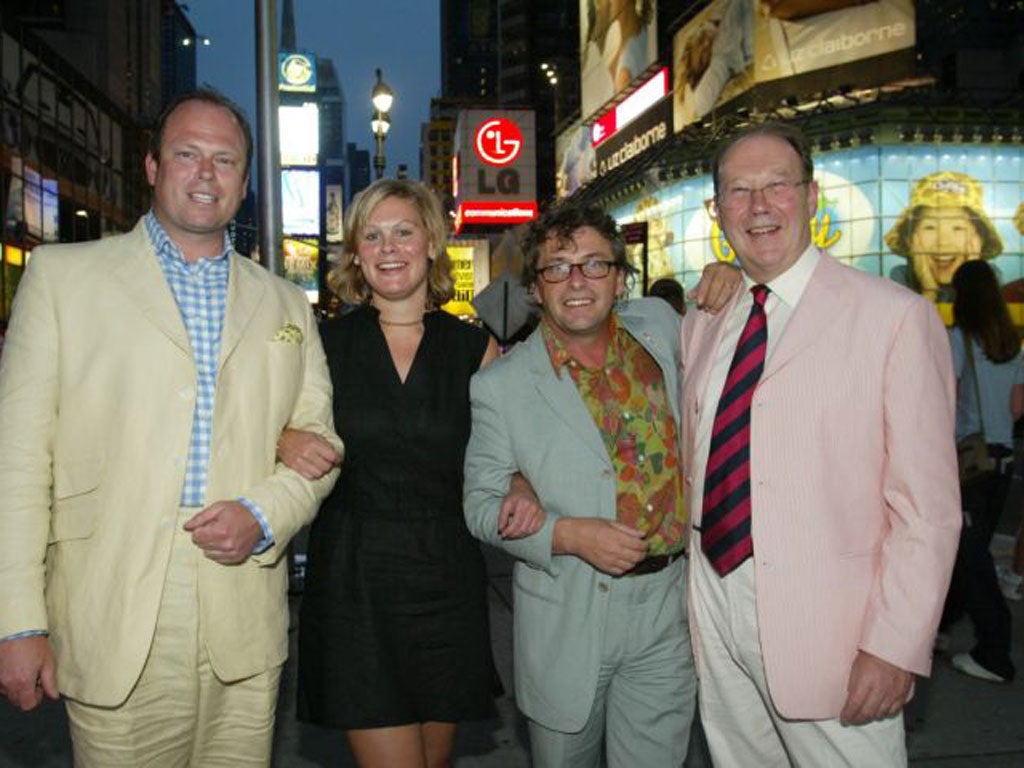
xmin=499 ymin=473 xmax=546 ymax=539
xmin=277 ymin=428 xmax=343 ymax=480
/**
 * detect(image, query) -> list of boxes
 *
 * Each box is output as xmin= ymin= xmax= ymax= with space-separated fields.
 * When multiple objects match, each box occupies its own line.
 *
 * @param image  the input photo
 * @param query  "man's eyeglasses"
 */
xmin=537 ymin=259 xmax=617 ymax=284
xmin=716 ymin=179 xmax=809 ymax=212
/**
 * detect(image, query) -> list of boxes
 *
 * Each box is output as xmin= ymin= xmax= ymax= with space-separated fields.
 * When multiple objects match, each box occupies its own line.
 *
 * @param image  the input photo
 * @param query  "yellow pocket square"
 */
xmin=271 ymin=323 xmax=303 ymax=344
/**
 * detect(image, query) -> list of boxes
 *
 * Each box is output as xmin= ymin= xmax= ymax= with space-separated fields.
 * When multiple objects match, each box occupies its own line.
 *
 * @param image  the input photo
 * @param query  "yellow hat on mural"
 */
xmin=884 ymin=171 xmax=1003 ymax=260
xmin=1014 ymin=201 xmax=1024 ymax=235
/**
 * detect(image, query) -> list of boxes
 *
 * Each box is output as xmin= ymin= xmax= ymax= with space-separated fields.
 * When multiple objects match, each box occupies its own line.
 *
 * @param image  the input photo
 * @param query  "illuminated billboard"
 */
xmin=594 ymin=96 xmax=671 ymax=178
xmin=283 ymin=237 xmax=319 ymax=302
xmin=579 ymin=0 xmax=658 ymax=120
xmin=453 ymin=110 xmax=538 ymax=233
xmin=555 ymin=120 xmax=597 ymax=201
xmin=673 ymin=0 xmax=754 ymax=131
xmin=672 ymin=0 xmax=915 ymax=132
xmin=754 ymin=0 xmax=914 ymax=83
xmin=608 ymin=144 xmax=1024 ymax=325
xmin=282 ymin=169 xmax=320 ymax=235
xmin=279 ymin=103 xmax=319 ymax=166
xmin=278 ymin=52 xmax=317 ymax=93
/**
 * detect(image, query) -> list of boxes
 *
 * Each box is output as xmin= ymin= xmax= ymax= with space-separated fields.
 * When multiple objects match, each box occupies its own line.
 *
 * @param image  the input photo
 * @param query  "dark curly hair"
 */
xmin=520 ymin=204 xmax=637 ymax=287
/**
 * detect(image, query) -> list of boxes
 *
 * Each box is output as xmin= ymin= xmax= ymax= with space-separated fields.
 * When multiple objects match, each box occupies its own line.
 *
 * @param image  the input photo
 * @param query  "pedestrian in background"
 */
xmin=943 ymin=260 xmax=1023 ymax=684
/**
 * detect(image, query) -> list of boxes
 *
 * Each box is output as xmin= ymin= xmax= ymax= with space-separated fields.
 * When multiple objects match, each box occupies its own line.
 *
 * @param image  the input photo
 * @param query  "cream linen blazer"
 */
xmin=0 ymin=221 xmax=340 ymax=706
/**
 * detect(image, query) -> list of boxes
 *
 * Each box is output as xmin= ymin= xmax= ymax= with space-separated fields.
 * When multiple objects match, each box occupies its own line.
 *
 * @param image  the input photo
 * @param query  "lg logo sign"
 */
xmin=474 ymin=118 xmax=522 ymax=166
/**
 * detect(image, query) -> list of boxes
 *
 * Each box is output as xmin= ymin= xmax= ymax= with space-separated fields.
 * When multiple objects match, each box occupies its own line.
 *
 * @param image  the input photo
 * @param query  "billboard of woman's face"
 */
xmin=907 ymin=206 xmax=984 ymax=290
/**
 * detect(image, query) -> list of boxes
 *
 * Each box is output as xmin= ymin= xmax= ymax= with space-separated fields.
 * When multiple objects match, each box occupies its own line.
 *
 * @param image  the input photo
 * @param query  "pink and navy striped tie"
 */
xmin=701 ymin=284 xmax=769 ymax=577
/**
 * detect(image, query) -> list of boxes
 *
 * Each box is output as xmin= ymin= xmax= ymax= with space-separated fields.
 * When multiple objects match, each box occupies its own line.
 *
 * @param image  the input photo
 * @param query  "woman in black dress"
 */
xmin=278 ymin=178 xmax=499 ymax=767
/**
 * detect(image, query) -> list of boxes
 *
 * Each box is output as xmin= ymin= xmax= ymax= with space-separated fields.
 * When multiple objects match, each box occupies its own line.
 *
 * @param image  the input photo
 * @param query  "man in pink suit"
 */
xmin=680 ymin=122 xmax=961 ymax=764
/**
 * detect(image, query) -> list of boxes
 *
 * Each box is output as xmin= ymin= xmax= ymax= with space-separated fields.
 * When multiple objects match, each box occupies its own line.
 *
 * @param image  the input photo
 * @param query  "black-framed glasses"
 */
xmin=537 ymin=259 xmax=617 ymax=284
xmin=716 ymin=179 xmax=809 ymax=212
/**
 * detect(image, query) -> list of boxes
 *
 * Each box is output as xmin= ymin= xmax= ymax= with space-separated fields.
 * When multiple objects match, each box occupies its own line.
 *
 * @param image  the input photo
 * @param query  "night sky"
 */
xmin=187 ymin=0 xmax=440 ymax=176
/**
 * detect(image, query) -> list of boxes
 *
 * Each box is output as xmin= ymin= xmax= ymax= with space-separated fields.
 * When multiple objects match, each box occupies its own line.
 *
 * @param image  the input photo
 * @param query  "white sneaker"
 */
xmin=951 ymin=652 xmax=1009 ymax=683
xmin=996 ymin=565 xmax=1022 ymax=601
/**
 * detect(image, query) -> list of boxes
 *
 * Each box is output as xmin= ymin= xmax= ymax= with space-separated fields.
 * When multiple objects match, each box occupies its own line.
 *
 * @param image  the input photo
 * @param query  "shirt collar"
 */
xmin=743 ymin=243 xmax=819 ymax=309
xmin=542 ymin=312 xmax=620 ymax=377
xmin=144 ymin=210 xmax=232 ymax=269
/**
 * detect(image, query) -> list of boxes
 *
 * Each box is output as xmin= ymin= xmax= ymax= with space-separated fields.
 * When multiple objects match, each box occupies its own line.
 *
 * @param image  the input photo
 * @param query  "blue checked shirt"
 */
xmin=144 ymin=213 xmax=273 ymax=549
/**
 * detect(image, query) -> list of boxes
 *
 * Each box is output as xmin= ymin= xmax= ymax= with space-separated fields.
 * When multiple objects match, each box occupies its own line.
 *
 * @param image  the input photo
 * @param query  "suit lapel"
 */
xmin=686 ymin=291 xmax=741 ymax=411
xmin=526 ymin=331 xmax=610 ymax=465
xmin=761 ymin=254 xmax=848 ymax=383
xmin=111 ymin=223 xmax=191 ymax=355
xmin=219 ymin=255 xmax=266 ymax=371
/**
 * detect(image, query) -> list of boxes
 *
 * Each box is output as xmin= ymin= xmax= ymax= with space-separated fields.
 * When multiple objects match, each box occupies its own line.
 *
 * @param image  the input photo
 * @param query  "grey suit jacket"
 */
xmin=463 ymin=298 xmax=681 ymax=731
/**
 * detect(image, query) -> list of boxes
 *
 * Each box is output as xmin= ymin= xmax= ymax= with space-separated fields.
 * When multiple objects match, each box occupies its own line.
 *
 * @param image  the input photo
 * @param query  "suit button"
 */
xmin=597 ymin=583 xmax=609 ymax=592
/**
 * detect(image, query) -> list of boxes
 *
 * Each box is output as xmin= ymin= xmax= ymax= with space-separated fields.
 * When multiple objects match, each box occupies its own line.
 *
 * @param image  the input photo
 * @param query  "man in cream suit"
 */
xmin=682 ymin=122 xmax=961 ymax=764
xmin=465 ymin=204 xmax=702 ymax=768
xmin=0 ymin=89 xmax=340 ymax=766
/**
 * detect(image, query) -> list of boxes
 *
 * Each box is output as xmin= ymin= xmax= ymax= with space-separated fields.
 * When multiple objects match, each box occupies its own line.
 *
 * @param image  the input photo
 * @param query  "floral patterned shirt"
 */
xmin=542 ymin=315 xmax=686 ymax=555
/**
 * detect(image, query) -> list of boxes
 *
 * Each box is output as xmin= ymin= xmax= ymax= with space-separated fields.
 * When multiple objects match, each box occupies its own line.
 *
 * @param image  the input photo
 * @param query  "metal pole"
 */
xmin=373 ymin=125 xmax=386 ymax=179
xmin=256 ymin=0 xmax=282 ymax=274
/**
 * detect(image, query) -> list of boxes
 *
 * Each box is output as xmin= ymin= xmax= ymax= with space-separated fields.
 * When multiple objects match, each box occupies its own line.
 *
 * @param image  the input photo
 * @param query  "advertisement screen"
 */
xmin=754 ymin=0 xmax=914 ymax=83
xmin=325 ymin=184 xmax=343 ymax=243
xmin=282 ymin=169 xmax=320 ymax=236
xmin=279 ymin=103 xmax=320 ymax=166
xmin=672 ymin=0 xmax=915 ymax=132
xmin=609 ymin=144 xmax=1024 ymax=324
xmin=673 ymin=0 xmax=755 ymax=131
xmin=555 ymin=121 xmax=597 ymax=201
xmin=579 ymin=0 xmax=658 ymax=120
xmin=283 ymin=237 xmax=319 ymax=302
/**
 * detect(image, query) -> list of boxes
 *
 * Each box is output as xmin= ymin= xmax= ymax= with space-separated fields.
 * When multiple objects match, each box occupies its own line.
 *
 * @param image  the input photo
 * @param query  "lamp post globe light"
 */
xmin=371 ymin=68 xmax=394 ymax=179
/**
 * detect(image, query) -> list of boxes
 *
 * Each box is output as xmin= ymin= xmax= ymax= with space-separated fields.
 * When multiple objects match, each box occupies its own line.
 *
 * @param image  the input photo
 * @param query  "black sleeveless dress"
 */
xmin=297 ymin=305 xmax=499 ymax=729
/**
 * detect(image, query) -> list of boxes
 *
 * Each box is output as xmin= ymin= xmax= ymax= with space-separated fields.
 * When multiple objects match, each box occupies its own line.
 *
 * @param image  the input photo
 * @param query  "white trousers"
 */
xmin=691 ymin=535 xmax=906 ymax=767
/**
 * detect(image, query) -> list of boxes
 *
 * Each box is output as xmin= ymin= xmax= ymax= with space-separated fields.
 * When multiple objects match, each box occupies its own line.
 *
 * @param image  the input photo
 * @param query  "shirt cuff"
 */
xmin=238 ymin=497 xmax=275 ymax=554
xmin=2 ymin=630 xmax=47 ymax=642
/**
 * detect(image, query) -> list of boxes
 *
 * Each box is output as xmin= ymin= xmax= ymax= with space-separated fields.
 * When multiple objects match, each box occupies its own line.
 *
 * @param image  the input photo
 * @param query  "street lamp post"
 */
xmin=371 ymin=68 xmax=394 ymax=179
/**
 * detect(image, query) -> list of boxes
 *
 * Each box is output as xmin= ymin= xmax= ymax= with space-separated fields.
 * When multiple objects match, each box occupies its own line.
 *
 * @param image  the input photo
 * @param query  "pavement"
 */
xmin=2 ymin=505 xmax=1024 ymax=766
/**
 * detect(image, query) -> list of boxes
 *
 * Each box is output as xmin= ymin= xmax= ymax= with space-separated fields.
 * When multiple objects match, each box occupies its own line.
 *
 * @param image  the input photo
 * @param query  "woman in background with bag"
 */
xmin=942 ymin=260 xmax=1024 ymax=684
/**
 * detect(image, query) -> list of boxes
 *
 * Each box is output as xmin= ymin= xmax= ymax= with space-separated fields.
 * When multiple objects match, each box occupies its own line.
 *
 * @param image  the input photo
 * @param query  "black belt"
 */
xmin=625 ymin=550 xmax=684 ymax=577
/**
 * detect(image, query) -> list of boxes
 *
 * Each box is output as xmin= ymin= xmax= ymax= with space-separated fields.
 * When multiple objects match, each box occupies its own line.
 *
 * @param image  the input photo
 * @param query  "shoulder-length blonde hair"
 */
xmin=327 ymin=178 xmax=454 ymax=307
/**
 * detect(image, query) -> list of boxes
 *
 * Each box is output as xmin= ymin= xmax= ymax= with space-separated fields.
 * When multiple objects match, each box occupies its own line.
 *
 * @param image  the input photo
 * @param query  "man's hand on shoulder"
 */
xmin=840 ymin=650 xmax=913 ymax=725
xmin=552 ymin=518 xmax=647 ymax=575
xmin=0 ymin=636 xmax=58 ymax=711
xmin=688 ymin=261 xmax=743 ymax=313
xmin=184 ymin=500 xmax=262 ymax=565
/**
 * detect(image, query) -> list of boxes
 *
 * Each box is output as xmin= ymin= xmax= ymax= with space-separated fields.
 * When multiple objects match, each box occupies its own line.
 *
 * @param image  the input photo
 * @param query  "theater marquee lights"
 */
xmin=453 ymin=110 xmax=538 ymax=233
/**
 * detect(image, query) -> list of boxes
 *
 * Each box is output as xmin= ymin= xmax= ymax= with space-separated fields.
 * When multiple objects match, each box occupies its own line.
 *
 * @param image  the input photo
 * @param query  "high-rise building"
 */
xmin=495 ymin=0 xmax=578 ymax=205
xmin=441 ymin=0 xmax=499 ymax=101
xmin=0 ymin=2 xmax=160 ymax=318
xmin=160 ymin=0 xmax=198 ymax=107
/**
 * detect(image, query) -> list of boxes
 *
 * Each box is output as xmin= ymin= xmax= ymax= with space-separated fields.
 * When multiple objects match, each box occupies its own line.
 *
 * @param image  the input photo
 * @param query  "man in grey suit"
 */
xmin=464 ymin=204 xmax=729 ymax=767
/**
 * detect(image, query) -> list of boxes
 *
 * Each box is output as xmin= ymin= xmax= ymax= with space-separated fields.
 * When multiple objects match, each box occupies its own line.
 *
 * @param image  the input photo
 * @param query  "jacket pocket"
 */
xmin=48 ymin=456 xmax=102 ymax=542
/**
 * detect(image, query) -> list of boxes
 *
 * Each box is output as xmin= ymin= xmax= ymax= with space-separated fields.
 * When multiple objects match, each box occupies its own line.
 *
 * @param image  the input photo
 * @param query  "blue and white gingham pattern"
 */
xmin=145 ymin=213 xmax=272 ymax=551
xmin=146 ymin=212 xmax=229 ymax=508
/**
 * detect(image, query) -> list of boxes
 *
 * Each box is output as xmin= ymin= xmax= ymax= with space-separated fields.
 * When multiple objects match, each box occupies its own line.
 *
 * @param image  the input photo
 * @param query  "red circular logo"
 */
xmin=474 ymin=118 xmax=523 ymax=166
